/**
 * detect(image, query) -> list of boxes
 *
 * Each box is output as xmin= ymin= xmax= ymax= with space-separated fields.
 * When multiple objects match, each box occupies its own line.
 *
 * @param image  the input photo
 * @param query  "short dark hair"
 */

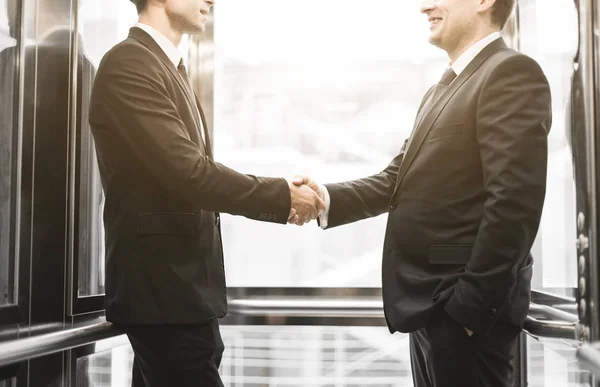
xmin=490 ymin=0 xmax=515 ymax=28
xmin=129 ymin=0 xmax=148 ymax=14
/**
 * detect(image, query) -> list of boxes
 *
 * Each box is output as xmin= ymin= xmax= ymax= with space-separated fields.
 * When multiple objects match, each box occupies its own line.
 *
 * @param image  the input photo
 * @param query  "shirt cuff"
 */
xmin=318 ymin=184 xmax=330 ymax=229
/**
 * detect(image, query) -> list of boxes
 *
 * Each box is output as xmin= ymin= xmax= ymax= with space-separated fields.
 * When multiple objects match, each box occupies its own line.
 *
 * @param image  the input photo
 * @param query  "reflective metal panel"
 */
xmin=19 ymin=0 xmax=74 ymax=326
xmin=0 ymin=0 xmax=19 ymax=307
xmin=518 ymin=0 xmax=579 ymax=298
xmin=74 ymin=0 xmax=137 ymax=298
xmin=569 ymin=0 xmax=599 ymax=343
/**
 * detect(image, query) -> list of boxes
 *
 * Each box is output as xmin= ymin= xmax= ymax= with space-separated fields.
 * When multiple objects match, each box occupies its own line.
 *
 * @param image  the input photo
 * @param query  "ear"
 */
xmin=477 ymin=0 xmax=496 ymax=14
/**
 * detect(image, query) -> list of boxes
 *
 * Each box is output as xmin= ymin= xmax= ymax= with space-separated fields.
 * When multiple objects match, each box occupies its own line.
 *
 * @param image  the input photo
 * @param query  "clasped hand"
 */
xmin=288 ymin=176 xmax=324 ymax=226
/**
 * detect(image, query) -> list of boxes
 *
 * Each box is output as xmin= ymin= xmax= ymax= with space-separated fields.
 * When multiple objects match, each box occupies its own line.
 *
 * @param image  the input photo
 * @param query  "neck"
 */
xmin=138 ymin=8 xmax=182 ymax=47
xmin=447 ymin=26 xmax=499 ymax=63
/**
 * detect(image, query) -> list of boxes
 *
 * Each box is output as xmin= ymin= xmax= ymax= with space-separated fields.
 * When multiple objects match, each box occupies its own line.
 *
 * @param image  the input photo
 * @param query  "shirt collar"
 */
xmin=450 ymin=31 xmax=502 ymax=76
xmin=134 ymin=22 xmax=181 ymax=67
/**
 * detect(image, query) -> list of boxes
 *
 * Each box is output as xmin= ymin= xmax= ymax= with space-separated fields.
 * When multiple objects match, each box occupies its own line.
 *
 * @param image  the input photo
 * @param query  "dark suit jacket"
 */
xmin=324 ymin=38 xmax=552 ymax=335
xmin=89 ymin=27 xmax=291 ymax=324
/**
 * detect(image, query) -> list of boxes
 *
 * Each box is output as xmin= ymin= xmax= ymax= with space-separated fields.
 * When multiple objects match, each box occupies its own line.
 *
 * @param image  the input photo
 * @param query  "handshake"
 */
xmin=287 ymin=175 xmax=325 ymax=226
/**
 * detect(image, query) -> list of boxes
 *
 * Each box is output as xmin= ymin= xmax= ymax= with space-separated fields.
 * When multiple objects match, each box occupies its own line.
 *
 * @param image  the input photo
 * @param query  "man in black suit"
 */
xmin=293 ymin=0 xmax=551 ymax=385
xmin=88 ymin=0 xmax=325 ymax=386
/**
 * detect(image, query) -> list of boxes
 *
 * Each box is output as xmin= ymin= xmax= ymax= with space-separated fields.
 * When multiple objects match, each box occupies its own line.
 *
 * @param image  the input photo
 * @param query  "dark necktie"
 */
xmin=430 ymin=67 xmax=457 ymax=105
xmin=406 ymin=68 xmax=458 ymax=152
xmin=177 ymin=60 xmax=194 ymax=94
xmin=439 ymin=67 xmax=457 ymax=86
xmin=177 ymin=59 xmax=205 ymax=146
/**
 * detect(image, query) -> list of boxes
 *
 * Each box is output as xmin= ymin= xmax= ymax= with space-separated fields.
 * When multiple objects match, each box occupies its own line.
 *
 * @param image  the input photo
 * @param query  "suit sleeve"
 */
xmin=89 ymin=44 xmax=290 ymax=223
xmin=322 ymin=145 xmax=406 ymax=229
xmin=444 ymin=54 xmax=552 ymax=334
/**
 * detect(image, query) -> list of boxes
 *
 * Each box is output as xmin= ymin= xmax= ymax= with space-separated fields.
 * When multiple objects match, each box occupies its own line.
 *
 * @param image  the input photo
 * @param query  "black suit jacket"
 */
xmin=89 ymin=27 xmax=291 ymax=324
xmin=324 ymin=39 xmax=552 ymax=335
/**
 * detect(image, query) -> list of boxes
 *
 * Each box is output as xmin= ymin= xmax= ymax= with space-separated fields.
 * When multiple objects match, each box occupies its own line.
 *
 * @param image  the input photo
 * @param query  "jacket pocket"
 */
xmin=428 ymin=245 xmax=472 ymax=265
xmin=426 ymin=123 xmax=463 ymax=141
xmin=137 ymin=212 xmax=198 ymax=235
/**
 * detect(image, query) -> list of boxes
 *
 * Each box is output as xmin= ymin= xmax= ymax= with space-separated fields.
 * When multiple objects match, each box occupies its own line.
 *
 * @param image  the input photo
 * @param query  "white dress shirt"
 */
xmin=134 ymin=23 xmax=181 ymax=67
xmin=318 ymin=31 xmax=502 ymax=229
xmin=450 ymin=31 xmax=502 ymax=77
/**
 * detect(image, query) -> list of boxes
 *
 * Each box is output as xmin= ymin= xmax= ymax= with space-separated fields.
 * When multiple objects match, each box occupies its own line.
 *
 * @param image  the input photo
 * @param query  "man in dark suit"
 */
xmin=293 ymin=0 xmax=551 ymax=385
xmin=88 ymin=0 xmax=325 ymax=386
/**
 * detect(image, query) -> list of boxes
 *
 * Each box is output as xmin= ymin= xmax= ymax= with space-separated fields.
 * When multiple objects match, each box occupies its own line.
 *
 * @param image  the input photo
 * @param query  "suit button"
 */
xmin=390 ymin=201 xmax=397 ymax=210
xmin=215 ymin=216 xmax=220 ymax=227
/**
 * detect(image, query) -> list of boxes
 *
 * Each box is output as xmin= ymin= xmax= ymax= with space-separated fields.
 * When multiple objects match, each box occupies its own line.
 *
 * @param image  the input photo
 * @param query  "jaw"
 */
xmin=428 ymin=28 xmax=443 ymax=48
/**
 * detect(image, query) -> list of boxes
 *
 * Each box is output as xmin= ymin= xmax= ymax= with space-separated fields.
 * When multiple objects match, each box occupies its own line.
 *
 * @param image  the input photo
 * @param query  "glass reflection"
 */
xmin=0 ymin=0 xmax=18 ymax=306
xmin=76 ymin=0 xmax=137 ymax=297
xmin=214 ymin=0 xmax=447 ymax=287
xmin=526 ymin=335 xmax=591 ymax=386
xmin=77 ymin=344 xmax=133 ymax=387
xmin=0 ymin=379 xmax=16 ymax=387
xmin=518 ymin=0 xmax=579 ymax=296
xmin=220 ymin=326 xmax=411 ymax=386
xmin=76 ymin=326 xmax=411 ymax=386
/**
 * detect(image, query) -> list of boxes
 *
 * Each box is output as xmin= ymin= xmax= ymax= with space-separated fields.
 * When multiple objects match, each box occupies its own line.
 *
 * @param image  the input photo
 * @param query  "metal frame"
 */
xmin=66 ymin=0 xmax=81 ymax=318
xmin=0 ymin=0 xmax=30 ymax=329
xmin=575 ymin=0 xmax=599 ymax=344
xmin=575 ymin=0 xmax=600 ymax=382
xmin=66 ymin=0 xmax=106 ymax=316
xmin=0 ymin=293 xmax=579 ymax=369
xmin=0 ymin=321 xmax=122 ymax=368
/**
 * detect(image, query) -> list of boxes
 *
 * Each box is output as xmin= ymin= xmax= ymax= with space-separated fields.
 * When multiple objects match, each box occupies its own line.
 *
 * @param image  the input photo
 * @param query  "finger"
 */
xmin=289 ymin=214 xmax=300 ymax=224
xmin=288 ymin=208 xmax=297 ymax=220
xmin=291 ymin=175 xmax=305 ymax=186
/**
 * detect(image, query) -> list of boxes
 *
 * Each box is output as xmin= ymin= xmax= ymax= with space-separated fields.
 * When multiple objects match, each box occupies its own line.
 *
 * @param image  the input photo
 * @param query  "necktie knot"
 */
xmin=177 ymin=60 xmax=188 ymax=77
xmin=439 ymin=68 xmax=457 ymax=85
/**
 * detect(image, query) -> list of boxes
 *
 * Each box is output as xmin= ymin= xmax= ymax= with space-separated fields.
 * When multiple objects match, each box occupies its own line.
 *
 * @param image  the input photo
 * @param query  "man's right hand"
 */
xmin=288 ymin=182 xmax=325 ymax=225
xmin=291 ymin=175 xmax=323 ymax=199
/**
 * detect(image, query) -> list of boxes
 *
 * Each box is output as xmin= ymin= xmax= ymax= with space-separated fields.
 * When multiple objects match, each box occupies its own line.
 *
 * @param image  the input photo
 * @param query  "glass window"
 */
xmin=76 ymin=0 xmax=138 ymax=297
xmin=526 ymin=335 xmax=591 ymax=386
xmin=0 ymin=0 xmax=19 ymax=306
xmin=214 ymin=0 xmax=446 ymax=287
xmin=76 ymin=341 xmax=134 ymax=387
xmin=518 ymin=0 xmax=579 ymax=296
xmin=75 ymin=327 xmax=411 ymax=386
xmin=221 ymin=326 xmax=410 ymax=385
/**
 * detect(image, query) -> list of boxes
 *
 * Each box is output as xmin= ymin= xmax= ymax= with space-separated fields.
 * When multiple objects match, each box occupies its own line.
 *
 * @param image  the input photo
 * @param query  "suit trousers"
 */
xmin=118 ymin=318 xmax=225 ymax=387
xmin=409 ymin=310 xmax=520 ymax=387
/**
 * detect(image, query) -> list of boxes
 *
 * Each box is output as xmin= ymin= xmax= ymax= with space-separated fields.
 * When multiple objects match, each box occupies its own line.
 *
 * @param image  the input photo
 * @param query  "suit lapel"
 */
xmin=128 ymin=27 xmax=207 ymax=154
xmin=392 ymin=38 xmax=508 ymax=194
xmin=195 ymin=95 xmax=213 ymax=159
xmin=412 ymin=85 xmax=437 ymax=134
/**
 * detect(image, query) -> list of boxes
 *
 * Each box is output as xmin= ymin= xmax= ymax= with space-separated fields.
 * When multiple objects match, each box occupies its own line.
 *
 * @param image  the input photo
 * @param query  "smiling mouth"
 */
xmin=429 ymin=17 xmax=442 ymax=25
